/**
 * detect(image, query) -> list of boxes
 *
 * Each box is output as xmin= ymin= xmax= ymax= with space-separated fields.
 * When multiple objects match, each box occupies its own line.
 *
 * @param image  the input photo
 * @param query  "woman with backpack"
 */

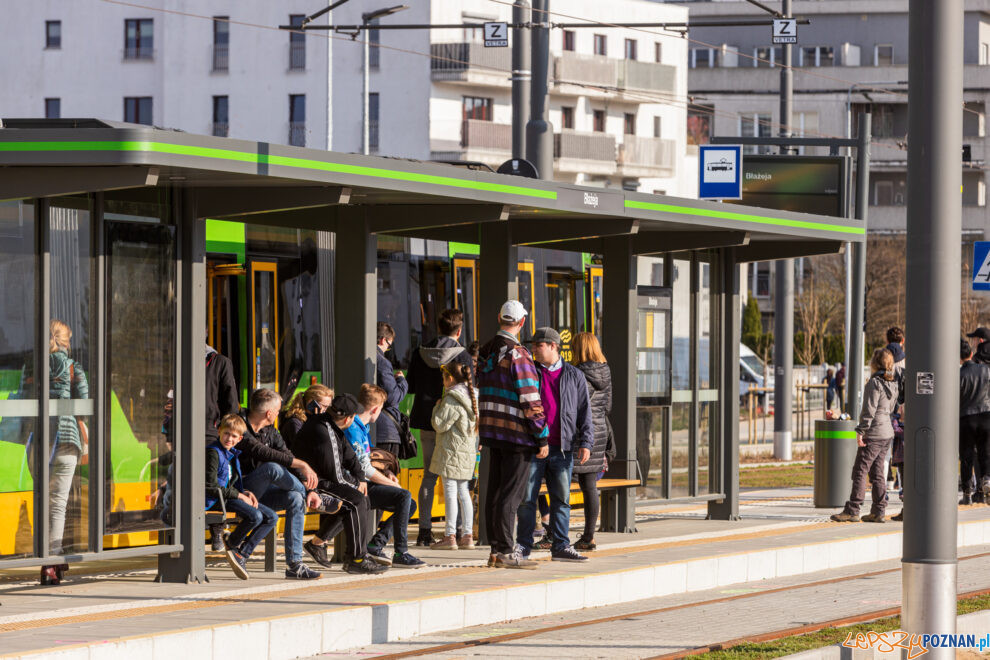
xmin=831 ymin=348 xmax=899 ymax=524
xmin=571 ymin=332 xmax=614 ymax=551
xmin=429 ymin=362 xmax=479 ymax=550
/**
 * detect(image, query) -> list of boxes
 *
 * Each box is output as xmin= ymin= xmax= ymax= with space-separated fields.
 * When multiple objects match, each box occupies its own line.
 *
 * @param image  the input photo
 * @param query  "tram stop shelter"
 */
xmin=0 ymin=119 xmax=863 ymax=582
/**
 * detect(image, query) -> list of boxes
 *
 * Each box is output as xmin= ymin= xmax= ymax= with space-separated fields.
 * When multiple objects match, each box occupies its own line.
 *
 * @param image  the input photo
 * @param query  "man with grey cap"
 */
xmin=517 ymin=327 xmax=594 ymax=562
xmin=477 ymin=300 xmax=548 ymax=569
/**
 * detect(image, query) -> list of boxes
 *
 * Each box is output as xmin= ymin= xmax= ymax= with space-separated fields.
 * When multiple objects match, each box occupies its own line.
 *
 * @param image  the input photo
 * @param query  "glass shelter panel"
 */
xmin=0 ymin=201 xmax=37 ymax=559
xmin=250 ymin=261 xmax=279 ymax=393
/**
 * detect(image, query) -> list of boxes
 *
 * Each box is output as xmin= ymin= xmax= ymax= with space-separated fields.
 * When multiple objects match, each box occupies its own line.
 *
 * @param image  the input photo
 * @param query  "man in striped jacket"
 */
xmin=477 ymin=300 xmax=548 ymax=569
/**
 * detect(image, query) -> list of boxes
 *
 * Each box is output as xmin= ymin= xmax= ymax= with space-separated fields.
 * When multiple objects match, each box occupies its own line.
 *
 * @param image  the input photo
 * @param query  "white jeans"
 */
xmin=49 ymin=445 xmax=79 ymax=555
xmin=441 ymin=476 xmax=472 ymax=537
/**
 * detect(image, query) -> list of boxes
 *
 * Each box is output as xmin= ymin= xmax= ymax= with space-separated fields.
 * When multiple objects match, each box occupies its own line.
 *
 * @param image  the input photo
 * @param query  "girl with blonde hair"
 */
xmin=281 ymin=383 xmax=333 ymax=449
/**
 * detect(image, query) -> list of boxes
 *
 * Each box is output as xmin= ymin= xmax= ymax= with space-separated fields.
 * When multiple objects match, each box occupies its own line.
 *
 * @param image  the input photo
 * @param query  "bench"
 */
xmin=205 ymin=489 xmax=281 ymax=573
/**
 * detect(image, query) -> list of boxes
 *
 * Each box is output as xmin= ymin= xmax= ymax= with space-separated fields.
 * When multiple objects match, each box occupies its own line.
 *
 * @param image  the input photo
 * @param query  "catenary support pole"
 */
xmin=903 ymin=1 xmax=961 ymax=654
xmin=846 ymin=113 xmax=870 ymax=419
xmin=525 ymin=0 xmax=553 ymax=179
xmin=511 ymin=0 xmax=531 ymax=159
xmin=773 ymin=0 xmax=794 ymax=461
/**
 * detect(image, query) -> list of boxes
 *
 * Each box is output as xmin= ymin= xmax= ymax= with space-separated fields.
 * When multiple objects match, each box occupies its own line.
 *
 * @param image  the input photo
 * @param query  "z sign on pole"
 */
xmin=973 ymin=241 xmax=990 ymax=291
xmin=484 ymin=22 xmax=508 ymax=47
xmin=772 ymin=18 xmax=797 ymax=44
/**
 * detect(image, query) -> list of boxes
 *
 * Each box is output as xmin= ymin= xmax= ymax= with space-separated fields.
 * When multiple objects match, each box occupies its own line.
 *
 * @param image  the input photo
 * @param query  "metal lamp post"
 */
xmin=362 ymin=4 xmax=408 ymax=156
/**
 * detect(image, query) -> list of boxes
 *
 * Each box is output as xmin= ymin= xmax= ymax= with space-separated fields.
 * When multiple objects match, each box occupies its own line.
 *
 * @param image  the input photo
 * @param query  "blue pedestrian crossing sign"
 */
xmin=698 ymin=145 xmax=742 ymax=200
xmin=974 ymin=242 xmax=990 ymax=290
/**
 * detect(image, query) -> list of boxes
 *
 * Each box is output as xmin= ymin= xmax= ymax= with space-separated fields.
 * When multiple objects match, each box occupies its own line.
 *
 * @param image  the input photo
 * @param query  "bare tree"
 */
xmin=795 ymin=254 xmax=845 ymax=366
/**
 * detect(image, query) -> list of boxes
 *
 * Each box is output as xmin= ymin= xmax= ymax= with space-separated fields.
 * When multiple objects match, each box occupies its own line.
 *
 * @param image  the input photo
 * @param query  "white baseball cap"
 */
xmin=499 ymin=300 xmax=528 ymax=323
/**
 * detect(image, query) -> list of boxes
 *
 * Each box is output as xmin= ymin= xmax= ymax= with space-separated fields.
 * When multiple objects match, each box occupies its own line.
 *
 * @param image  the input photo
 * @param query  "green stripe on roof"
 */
xmin=625 ymin=199 xmax=865 ymax=235
xmin=814 ymin=430 xmax=858 ymax=439
xmin=0 ymin=140 xmax=557 ymax=201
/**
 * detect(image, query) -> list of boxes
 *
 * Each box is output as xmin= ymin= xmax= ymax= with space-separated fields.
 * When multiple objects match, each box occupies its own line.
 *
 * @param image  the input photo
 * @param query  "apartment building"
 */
xmin=329 ymin=0 xmax=693 ymax=195
xmin=2 ymin=2 xmax=330 ymax=148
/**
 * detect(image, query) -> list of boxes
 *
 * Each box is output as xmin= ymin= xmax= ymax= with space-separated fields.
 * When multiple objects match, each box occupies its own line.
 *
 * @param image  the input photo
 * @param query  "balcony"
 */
xmin=430 ymin=43 xmax=511 ymax=87
xmin=212 ymin=43 xmax=229 ymax=72
xmin=369 ymin=120 xmax=379 ymax=153
xmin=430 ymin=119 xmax=512 ymax=166
xmin=617 ymin=136 xmax=676 ymax=177
xmin=123 ymin=46 xmax=154 ymax=61
xmin=211 ymin=122 xmax=229 ymax=138
xmin=554 ymin=130 xmax=616 ymax=175
xmin=553 ymin=52 xmax=617 ymax=97
xmin=289 ymin=43 xmax=305 ymax=70
xmin=616 ymin=60 xmax=676 ymax=95
xmin=288 ymin=122 xmax=306 ymax=147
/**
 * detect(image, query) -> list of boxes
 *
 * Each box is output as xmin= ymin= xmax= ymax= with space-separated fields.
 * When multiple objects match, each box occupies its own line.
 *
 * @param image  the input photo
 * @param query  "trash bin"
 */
xmin=813 ymin=419 xmax=859 ymax=508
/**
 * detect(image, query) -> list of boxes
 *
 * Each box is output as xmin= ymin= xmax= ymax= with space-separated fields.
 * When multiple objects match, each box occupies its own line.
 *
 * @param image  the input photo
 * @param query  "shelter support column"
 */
xmin=333 ymin=208 xmax=377 ymax=392
xmin=601 ymin=236 xmax=637 ymax=533
xmin=709 ymin=248 xmax=741 ymax=521
xmin=477 ymin=222 xmax=518 ymax=545
xmin=158 ymin=189 xmax=207 ymax=583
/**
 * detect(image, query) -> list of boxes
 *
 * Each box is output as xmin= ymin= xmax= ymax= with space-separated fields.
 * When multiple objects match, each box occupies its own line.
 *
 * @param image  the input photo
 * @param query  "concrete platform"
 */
xmin=1 ymin=488 xmax=987 ymax=660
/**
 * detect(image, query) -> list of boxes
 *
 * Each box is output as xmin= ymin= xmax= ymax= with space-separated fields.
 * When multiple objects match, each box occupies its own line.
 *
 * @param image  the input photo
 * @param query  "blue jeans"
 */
xmin=241 ymin=462 xmax=306 ymax=564
xmin=516 ymin=447 xmax=573 ymax=553
xmin=222 ymin=497 xmax=278 ymax=554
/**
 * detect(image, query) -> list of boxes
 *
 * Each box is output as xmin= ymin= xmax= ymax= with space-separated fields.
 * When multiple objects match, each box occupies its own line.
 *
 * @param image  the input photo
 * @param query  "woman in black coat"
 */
xmin=571 ymin=332 xmax=614 ymax=551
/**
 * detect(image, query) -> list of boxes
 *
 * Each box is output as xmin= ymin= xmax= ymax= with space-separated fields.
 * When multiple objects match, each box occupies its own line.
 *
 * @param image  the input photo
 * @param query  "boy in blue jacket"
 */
xmin=206 ymin=414 xmax=279 ymax=580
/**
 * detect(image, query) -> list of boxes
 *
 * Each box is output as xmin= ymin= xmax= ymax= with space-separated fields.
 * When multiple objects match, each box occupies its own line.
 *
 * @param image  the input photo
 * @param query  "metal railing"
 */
xmin=430 ymin=42 xmax=511 ymax=79
xmin=554 ymin=129 xmax=616 ymax=161
xmin=288 ymin=122 xmax=306 ymax=147
xmin=123 ymin=46 xmax=154 ymax=61
xmin=617 ymin=59 xmax=676 ymax=93
xmin=212 ymin=43 xmax=229 ymax=72
xmin=369 ymin=120 xmax=379 ymax=153
xmin=618 ymin=136 xmax=677 ymax=172
xmin=554 ymin=52 xmax=617 ymax=89
xmin=211 ymin=122 xmax=229 ymax=138
xmin=461 ymin=119 xmax=511 ymax=149
xmin=289 ymin=43 xmax=305 ymax=70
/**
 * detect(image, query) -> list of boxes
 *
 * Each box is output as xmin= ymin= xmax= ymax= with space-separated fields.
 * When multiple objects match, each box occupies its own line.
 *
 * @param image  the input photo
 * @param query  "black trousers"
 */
xmin=484 ymin=446 xmax=533 ymax=555
xmin=960 ymin=413 xmax=990 ymax=493
xmin=315 ymin=482 xmax=370 ymax=559
xmin=576 ymin=472 xmax=601 ymax=542
xmin=367 ymin=482 xmax=416 ymax=554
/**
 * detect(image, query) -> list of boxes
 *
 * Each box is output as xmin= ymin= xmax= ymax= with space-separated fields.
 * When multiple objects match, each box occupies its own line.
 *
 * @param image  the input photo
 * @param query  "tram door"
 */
xmin=546 ymin=270 xmax=580 ymax=337
xmin=419 ymin=260 xmax=448 ymax=345
xmin=207 ymin=258 xmax=245 ymax=387
xmin=517 ymin=260 xmax=536 ymax=341
xmin=249 ymin=260 xmax=280 ymax=393
xmin=586 ymin=265 xmax=604 ymax=340
xmin=453 ymin=257 xmax=478 ymax=347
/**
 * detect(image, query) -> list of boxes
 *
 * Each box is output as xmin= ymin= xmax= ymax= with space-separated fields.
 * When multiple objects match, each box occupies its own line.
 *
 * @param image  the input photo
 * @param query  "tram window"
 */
xmin=453 ymin=259 xmax=478 ymax=347
xmin=250 ymin=262 xmax=279 ymax=392
xmin=517 ymin=261 xmax=535 ymax=341
xmin=546 ymin=272 xmax=577 ymax=338
xmin=587 ymin=265 xmax=603 ymax=340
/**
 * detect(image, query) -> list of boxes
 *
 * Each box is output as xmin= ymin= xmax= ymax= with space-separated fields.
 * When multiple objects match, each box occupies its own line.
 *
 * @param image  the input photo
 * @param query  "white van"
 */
xmin=740 ymin=343 xmax=773 ymax=402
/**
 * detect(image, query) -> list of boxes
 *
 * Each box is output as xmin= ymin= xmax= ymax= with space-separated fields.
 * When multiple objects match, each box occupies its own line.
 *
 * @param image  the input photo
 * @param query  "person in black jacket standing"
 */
xmin=206 ymin=344 xmax=240 ymax=439
xmin=293 ymin=394 xmax=388 ymax=575
xmin=968 ymin=327 xmax=990 ymax=365
xmin=375 ymin=322 xmax=408 ymax=456
xmin=570 ymin=332 xmax=614 ymax=552
xmin=406 ymin=309 xmax=473 ymax=546
xmin=959 ymin=339 xmax=990 ymax=504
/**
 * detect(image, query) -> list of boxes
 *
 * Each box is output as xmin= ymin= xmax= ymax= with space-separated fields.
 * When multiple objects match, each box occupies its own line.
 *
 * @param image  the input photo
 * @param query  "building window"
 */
xmin=691 ymin=48 xmax=718 ymax=68
xmin=462 ymin=96 xmax=493 ymax=121
xmin=124 ymin=18 xmax=153 ymax=59
xmin=289 ymin=94 xmax=306 ymax=147
xmin=212 ymin=16 xmax=229 ymax=72
xmin=123 ymin=96 xmax=153 ymax=125
xmin=593 ymin=109 xmax=606 ymax=132
xmin=623 ymin=113 xmax=635 ymax=135
xmin=45 ymin=98 xmax=61 ymax=119
xmin=563 ymin=30 xmax=575 ymax=52
xmin=801 ymin=46 xmax=834 ymax=67
xmin=982 ymin=43 xmax=990 ymax=66
xmin=753 ymin=46 xmax=781 ymax=68
xmin=45 ymin=20 xmax=61 ymax=49
xmin=561 ymin=106 xmax=574 ymax=129
xmin=212 ymin=95 xmax=228 ymax=137
xmin=624 ymin=38 xmax=638 ymax=60
xmin=369 ymin=92 xmax=380 ymax=152
xmin=369 ymin=18 xmax=381 ymax=69
xmin=653 ymin=116 xmax=662 ymax=138
xmin=593 ymin=34 xmax=607 ymax=56
xmin=739 ymin=112 xmax=772 ymax=154
xmin=655 ymin=42 xmax=662 ymax=63
xmin=875 ymin=44 xmax=893 ymax=66
xmin=873 ymin=180 xmax=894 ymax=206
xmin=289 ymin=14 xmax=306 ymax=70
xmin=754 ymin=262 xmax=771 ymax=298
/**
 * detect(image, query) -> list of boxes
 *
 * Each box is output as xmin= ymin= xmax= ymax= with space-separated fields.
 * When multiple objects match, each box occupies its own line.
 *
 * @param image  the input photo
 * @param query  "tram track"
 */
xmin=366 ymin=550 xmax=990 ymax=659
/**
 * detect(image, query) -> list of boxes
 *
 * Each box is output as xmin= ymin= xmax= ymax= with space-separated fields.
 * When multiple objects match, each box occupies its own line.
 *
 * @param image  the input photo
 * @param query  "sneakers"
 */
xmin=303 ymin=540 xmax=333 ymax=568
xmin=487 ymin=553 xmax=497 ymax=567
xmin=960 ymin=492 xmax=974 ymax=506
xmin=416 ymin=529 xmax=434 ymax=547
xmin=514 ymin=544 xmax=532 ymax=559
xmin=830 ymin=512 xmax=861 ymax=523
xmin=459 ymin=533 xmax=476 ymax=550
xmin=285 ymin=562 xmax=322 ymax=580
xmin=430 ymin=534 xmax=458 ymax=550
xmin=891 ymin=511 xmax=904 ymax=521
xmin=861 ymin=513 xmax=886 ymax=523
xmin=493 ymin=551 xmax=539 ymax=569
xmin=224 ymin=544 xmax=249 ymax=580
xmin=534 ymin=537 xmax=553 ymax=551
xmin=981 ymin=477 xmax=990 ymax=501
xmin=310 ymin=491 xmax=343 ymax=514
xmin=574 ymin=538 xmax=597 ymax=552
xmin=344 ymin=555 xmax=389 ymax=574
xmin=209 ymin=523 xmax=226 ymax=552
xmin=367 ymin=546 xmax=393 ymax=566
xmin=551 ymin=546 xmax=589 ymax=562
xmin=392 ymin=551 xmax=425 ymax=568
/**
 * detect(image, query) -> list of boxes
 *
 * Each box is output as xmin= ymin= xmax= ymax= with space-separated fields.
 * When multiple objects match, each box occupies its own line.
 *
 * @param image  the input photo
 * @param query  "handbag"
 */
xmin=369 ymin=447 xmax=400 ymax=478
xmin=382 ymin=409 xmax=419 ymax=461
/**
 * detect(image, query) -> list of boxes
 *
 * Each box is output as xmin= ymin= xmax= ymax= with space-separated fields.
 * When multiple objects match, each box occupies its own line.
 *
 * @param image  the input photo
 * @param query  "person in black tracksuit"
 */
xmin=292 ymin=394 xmax=387 ymax=575
xmin=960 ymin=339 xmax=990 ymax=505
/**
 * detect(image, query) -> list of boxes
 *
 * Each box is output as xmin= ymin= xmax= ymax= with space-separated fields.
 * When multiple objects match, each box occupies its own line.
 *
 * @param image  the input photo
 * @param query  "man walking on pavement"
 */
xmin=477 ymin=301 xmax=548 ymax=569
xmin=517 ymin=327 xmax=593 ymax=562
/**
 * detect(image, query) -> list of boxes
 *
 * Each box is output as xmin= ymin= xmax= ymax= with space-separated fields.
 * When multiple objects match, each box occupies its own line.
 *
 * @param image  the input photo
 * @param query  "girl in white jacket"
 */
xmin=430 ymin=363 xmax=479 ymax=550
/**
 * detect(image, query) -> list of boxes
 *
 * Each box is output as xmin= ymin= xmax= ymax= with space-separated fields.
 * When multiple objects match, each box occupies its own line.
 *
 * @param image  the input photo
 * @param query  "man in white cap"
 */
xmin=476 ymin=300 xmax=548 ymax=569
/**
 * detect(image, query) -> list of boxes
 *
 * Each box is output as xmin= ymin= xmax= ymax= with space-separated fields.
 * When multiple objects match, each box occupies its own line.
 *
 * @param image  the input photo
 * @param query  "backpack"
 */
xmin=381 ymin=409 xmax=419 ymax=460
